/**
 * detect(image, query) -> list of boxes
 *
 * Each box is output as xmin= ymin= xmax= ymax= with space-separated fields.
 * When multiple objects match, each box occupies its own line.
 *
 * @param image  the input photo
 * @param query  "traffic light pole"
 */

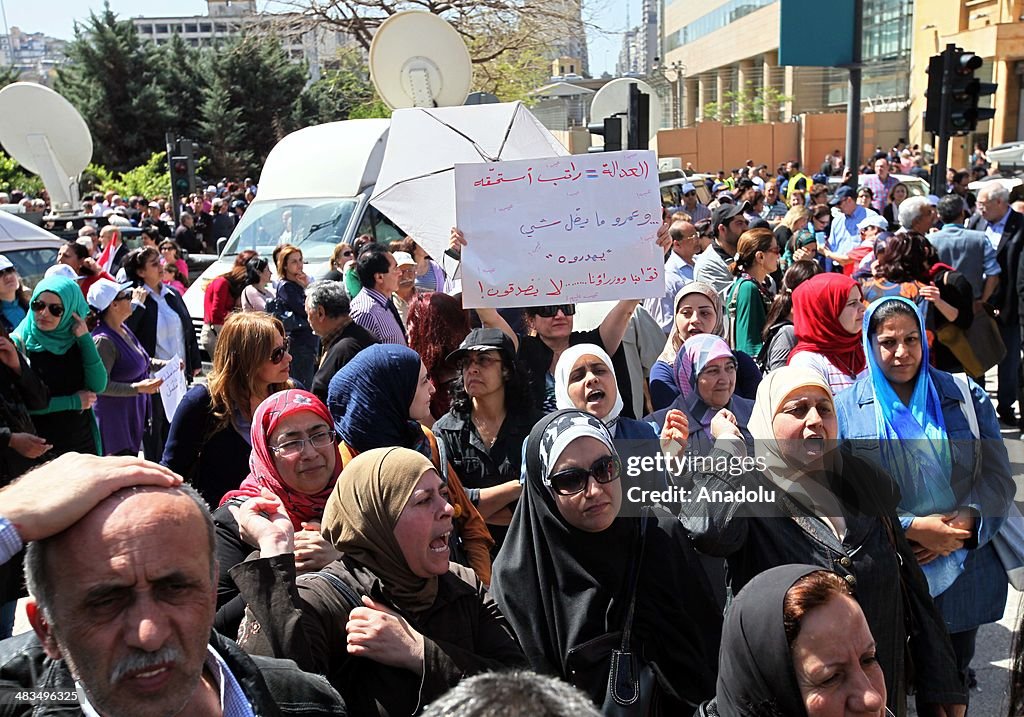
xmin=931 ymin=44 xmax=956 ymax=196
xmin=166 ymin=133 xmax=182 ymax=227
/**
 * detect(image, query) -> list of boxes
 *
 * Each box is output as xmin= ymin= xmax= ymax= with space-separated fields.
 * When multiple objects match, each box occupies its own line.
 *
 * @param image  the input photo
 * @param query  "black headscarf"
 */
xmin=492 ymin=409 xmax=720 ymax=709
xmin=715 ymin=564 xmax=819 ymax=717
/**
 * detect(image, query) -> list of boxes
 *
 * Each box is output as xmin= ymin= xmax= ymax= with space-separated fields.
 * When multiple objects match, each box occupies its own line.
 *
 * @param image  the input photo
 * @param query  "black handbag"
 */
xmin=603 ymin=508 xmax=655 ymax=716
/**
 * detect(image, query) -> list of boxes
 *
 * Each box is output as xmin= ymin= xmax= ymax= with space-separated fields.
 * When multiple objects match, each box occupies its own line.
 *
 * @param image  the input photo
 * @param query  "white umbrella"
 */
xmin=369 ymin=101 xmax=568 ymax=266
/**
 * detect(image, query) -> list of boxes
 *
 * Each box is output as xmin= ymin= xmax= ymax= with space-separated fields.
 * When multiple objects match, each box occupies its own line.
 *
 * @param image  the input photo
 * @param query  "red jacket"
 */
xmin=203 ymin=275 xmax=236 ymax=324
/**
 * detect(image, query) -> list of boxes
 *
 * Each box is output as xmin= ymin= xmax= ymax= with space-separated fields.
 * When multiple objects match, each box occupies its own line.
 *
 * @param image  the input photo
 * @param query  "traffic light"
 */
xmin=587 ymin=116 xmax=623 ymax=153
xmin=925 ymin=45 xmax=997 ymax=136
xmin=170 ymin=156 xmax=191 ymax=195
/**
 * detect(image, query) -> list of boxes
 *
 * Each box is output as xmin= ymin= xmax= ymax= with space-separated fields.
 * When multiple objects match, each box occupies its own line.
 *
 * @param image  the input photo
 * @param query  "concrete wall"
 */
xmin=802 ymin=110 xmax=909 ymax=170
xmin=655 ymin=120 xmax=799 ymax=171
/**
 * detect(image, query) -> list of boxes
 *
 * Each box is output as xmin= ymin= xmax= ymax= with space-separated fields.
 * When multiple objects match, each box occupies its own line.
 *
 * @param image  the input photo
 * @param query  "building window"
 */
xmin=184 ymin=23 xmax=198 ymax=33
xmin=199 ymin=22 xmax=212 ymax=32
xmin=665 ymin=0 xmax=777 ymax=51
xmin=214 ymin=23 xmax=228 ymax=33
xmin=154 ymin=24 xmax=168 ymax=34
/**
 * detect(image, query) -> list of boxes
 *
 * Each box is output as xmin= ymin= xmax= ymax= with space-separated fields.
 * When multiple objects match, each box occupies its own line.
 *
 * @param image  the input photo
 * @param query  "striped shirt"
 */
xmin=350 ymin=287 xmax=407 ymax=346
xmin=0 ymin=515 xmax=22 ymax=565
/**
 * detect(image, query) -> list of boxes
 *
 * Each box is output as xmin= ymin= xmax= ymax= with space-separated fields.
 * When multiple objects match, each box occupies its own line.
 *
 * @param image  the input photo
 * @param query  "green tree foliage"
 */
xmin=198 ymin=35 xmax=308 ymax=178
xmin=293 ymin=47 xmax=390 ymax=126
xmin=703 ymin=84 xmax=793 ymax=126
xmin=0 ymin=66 xmax=20 ymax=89
xmin=97 ymin=152 xmax=171 ymax=198
xmin=55 ymin=1 xmax=171 ymax=173
xmin=0 ymin=152 xmax=44 ymax=196
xmin=157 ymin=34 xmax=206 ymax=141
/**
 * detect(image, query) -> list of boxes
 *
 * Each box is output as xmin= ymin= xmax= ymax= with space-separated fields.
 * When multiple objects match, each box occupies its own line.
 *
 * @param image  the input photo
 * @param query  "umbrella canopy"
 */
xmin=369 ymin=101 xmax=567 ymax=265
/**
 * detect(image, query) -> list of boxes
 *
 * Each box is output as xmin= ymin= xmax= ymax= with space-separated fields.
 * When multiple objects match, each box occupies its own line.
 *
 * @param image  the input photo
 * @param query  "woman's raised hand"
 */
xmin=449 ymin=227 xmax=466 ymax=256
xmin=230 ymin=488 xmax=295 ymax=556
xmin=294 ymin=520 xmax=342 ymax=573
xmin=710 ymin=408 xmax=742 ymax=440
xmin=346 ymin=594 xmax=425 ymax=675
xmin=659 ymin=408 xmax=690 ymax=455
xmin=70 ymin=312 xmax=88 ymax=338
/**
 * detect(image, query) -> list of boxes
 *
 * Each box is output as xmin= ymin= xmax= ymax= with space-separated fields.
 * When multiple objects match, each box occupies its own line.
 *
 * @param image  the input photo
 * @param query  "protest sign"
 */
xmin=455 ymin=150 xmax=664 ymax=308
xmin=154 ymin=355 xmax=186 ymax=422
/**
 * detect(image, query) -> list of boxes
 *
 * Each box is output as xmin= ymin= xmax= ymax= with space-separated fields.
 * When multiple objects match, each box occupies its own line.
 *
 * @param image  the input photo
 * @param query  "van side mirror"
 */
xmin=217 ymin=237 xmax=228 ymax=255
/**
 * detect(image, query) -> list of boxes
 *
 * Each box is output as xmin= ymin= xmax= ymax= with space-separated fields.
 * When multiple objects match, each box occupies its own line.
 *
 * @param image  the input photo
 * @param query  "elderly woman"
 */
xmin=434 ymin=328 xmax=539 ymax=551
xmin=328 ymin=343 xmax=494 ymax=584
xmin=230 ymin=445 xmax=526 ymax=716
xmin=305 ymin=280 xmax=377 ymax=403
xmin=680 ymin=366 xmax=966 ymax=715
xmin=787 ymin=272 xmax=866 ymax=395
xmin=162 ymin=312 xmax=294 ymax=507
xmin=836 ymin=297 xmax=1013 ymax=706
xmin=212 ymin=389 xmax=342 ymax=636
xmin=88 ymin=278 xmax=166 ymax=456
xmin=491 ymin=409 xmax=721 ymax=713
xmin=649 ymin=283 xmax=761 ymax=411
xmin=12 ymin=276 xmax=106 ymax=456
xmin=702 ymin=565 xmax=886 ymax=717
xmin=646 ymin=334 xmax=753 ymax=460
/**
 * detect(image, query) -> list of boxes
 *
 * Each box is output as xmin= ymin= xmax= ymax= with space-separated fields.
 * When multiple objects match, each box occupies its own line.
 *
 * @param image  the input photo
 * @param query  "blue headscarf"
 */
xmin=864 ymin=296 xmax=961 ymax=595
xmin=327 ymin=343 xmax=424 ymax=452
xmin=13 ymin=276 xmax=90 ymax=355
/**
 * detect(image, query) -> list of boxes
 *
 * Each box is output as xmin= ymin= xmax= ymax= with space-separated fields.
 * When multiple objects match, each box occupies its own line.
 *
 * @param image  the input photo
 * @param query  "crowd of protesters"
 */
xmin=0 ymin=142 xmax=1023 ymax=717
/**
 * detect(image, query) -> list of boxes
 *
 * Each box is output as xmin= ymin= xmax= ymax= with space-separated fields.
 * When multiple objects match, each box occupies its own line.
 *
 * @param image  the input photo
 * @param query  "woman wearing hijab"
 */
xmin=11 ymin=275 xmax=107 ymax=456
xmin=212 ymin=389 xmax=343 ymax=636
xmin=328 ymin=343 xmax=494 ymax=584
xmin=646 ymin=334 xmax=754 ymax=459
xmin=680 ymin=366 xmax=966 ymax=716
xmin=703 ymin=565 xmax=886 ymax=717
xmin=650 ymin=282 xmax=761 ymax=411
xmin=491 ymin=409 xmax=721 ymax=714
xmin=229 ymin=446 xmax=526 ymax=717
xmin=787 ymin=272 xmax=866 ymax=395
xmin=835 ymin=297 xmax=1013 ymax=705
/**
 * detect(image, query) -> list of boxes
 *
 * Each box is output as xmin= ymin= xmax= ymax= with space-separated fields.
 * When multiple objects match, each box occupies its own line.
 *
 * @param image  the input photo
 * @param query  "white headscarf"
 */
xmin=657 ymin=282 xmax=726 ymax=364
xmin=553 ymin=343 xmax=624 ymax=430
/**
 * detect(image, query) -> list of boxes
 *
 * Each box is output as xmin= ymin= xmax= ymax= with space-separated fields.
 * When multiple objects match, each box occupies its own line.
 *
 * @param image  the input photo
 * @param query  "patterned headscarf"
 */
xmin=657 ymin=282 xmax=725 ymax=364
xmin=673 ymin=333 xmax=734 ymax=402
xmin=220 ymin=389 xmax=341 ymax=529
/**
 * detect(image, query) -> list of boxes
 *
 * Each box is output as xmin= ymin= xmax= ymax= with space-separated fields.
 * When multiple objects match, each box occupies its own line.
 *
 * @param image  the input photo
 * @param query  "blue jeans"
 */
xmin=997 ymin=321 xmax=1021 ymax=414
xmin=0 ymin=599 xmax=16 ymax=640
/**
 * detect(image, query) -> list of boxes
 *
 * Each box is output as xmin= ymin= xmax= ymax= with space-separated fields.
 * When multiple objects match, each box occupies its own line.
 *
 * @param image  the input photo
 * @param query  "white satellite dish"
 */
xmin=0 ymin=82 xmax=92 ymax=218
xmin=369 ymin=11 xmax=473 ymax=110
xmin=588 ymin=78 xmax=663 ymax=149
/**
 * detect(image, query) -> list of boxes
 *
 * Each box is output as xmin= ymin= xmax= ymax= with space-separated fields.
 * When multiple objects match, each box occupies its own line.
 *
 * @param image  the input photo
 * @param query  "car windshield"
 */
xmin=221 ymin=198 xmax=358 ymax=263
xmin=7 ymin=247 xmax=60 ymax=291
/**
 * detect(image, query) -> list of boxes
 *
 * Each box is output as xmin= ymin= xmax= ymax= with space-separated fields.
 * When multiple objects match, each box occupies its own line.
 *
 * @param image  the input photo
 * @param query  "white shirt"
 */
xmin=144 ymin=283 xmax=186 ymax=362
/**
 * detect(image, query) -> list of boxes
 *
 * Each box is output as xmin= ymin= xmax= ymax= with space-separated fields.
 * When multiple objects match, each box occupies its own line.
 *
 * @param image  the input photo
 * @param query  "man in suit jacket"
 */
xmin=970 ymin=183 xmax=1024 ymax=424
xmin=931 ymin=194 xmax=999 ymax=302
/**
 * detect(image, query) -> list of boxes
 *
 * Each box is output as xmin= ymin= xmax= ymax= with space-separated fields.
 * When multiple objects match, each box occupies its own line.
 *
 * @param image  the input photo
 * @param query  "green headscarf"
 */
xmin=12 ymin=276 xmax=90 ymax=355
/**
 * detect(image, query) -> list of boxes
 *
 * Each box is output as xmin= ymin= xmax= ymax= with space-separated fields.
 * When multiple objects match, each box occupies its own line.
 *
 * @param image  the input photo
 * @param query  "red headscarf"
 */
xmin=220 ymin=389 xmax=341 ymax=529
xmin=788 ymin=273 xmax=866 ymax=378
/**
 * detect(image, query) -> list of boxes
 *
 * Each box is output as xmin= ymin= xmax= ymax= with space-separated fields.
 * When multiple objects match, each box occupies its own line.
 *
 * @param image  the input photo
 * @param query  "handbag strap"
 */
xmin=951 ymin=373 xmax=980 ymax=440
xmin=619 ymin=507 xmax=650 ymax=651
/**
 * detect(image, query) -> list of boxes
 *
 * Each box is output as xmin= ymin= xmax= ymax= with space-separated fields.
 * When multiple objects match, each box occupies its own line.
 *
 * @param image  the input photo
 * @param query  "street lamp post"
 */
xmin=650 ymin=59 xmax=687 ymax=128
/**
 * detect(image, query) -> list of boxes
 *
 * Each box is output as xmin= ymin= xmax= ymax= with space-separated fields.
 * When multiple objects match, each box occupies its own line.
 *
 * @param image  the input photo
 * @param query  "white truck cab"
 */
xmin=183 ymin=119 xmax=405 ymax=340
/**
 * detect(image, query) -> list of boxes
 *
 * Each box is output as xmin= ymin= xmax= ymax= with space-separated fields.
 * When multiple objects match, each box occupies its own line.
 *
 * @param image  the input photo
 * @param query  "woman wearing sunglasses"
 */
xmin=162 ymin=311 xmax=294 ymax=508
xmin=450 ymin=227 xmax=673 ymax=416
xmin=11 ymin=275 xmax=107 ymax=456
xmin=240 ymin=256 xmax=275 ymax=313
xmin=0 ymin=256 xmax=28 ymax=333
xmin=322 ymin=242 xmax=354 ymax=283
xmin=157 ymin=239 xmax=189 ymax=282
xmin=87 ymin=278 xmax=167 ymax=457
xmin=212 ymin=389 xmax=342 ymax=637
xmin=491 ymin=409 xmax=721 ymax=714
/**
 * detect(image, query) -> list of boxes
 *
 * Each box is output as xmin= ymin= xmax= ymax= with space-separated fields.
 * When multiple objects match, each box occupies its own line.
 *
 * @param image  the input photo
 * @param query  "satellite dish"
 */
xmin=588 ymin=78 xmax=663 ymax=149
xmin=369 ymin=11 xmax=473 ymax=110
xmin=0 ymin=82 xmax=92 ymax=218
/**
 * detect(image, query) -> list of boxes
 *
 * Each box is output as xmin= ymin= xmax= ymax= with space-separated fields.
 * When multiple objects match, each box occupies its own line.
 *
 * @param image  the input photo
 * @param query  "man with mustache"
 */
xmin=0 ymin=455 xmax=346 ymax=716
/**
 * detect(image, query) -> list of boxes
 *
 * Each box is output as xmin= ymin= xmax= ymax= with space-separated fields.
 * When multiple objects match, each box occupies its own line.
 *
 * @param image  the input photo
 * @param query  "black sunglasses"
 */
xmin=269 ymin=338 xmax=291 ymax=364
xmin=30 ymin=300 xmax=64 ymax=318
xmin=342 ymin=250 xmax=354 ymax=257
xmin=546 ymin=455 xmax=621 ymax=496
xmin=535 ymin=304 xmax=576 ymax=318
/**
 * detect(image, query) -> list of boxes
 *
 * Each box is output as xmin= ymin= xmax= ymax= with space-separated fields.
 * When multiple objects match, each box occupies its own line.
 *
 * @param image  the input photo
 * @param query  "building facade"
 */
xmin=661 ymin=0 xmax=914 ymax=144
xmin=0 ymin=27 xmax=68 ymax=85
xmin=130 ymin=0 xmax=350 ymax=81
xmin=908 ymin=0 xmax=1024 ymax=166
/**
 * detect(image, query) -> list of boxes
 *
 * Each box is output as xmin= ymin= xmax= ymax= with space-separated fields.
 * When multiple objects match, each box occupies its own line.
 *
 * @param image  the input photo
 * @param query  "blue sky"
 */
xmin=5 ymin=0 xmax=637 ymax=76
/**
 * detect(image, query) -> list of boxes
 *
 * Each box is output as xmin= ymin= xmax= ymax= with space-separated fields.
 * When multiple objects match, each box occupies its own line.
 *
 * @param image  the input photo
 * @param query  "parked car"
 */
xmin=0 ymin=212 xmax=64 ymax=290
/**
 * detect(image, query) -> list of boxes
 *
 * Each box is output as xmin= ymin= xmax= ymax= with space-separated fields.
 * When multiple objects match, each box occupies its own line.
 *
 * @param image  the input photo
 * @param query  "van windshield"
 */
xmin=221 ymin=198 xmax=358 ymax=262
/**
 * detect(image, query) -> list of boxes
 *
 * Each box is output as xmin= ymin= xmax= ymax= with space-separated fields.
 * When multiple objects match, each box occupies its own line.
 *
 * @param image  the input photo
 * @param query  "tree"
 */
xmin=197 ymin=35 xmax=307 ymax=179
xmin=158 ymin=33 xmax=208 ymax=141
xmin=96 ymin=152 xmax=172 ymax=198
xmin=292 ymin=47 xmax=390 ymax=126
xmin=280 ymin=0 xmax=584 ymax=99
xmin=703 ymin=84 xmax=793 ymax=126
xmin=0 ymin=66 xmax=19 ymax=89
xmin=55 ymin=2 xmax=172 ymax=173
xmin=0 ymin=152 xmax=44 ymax=196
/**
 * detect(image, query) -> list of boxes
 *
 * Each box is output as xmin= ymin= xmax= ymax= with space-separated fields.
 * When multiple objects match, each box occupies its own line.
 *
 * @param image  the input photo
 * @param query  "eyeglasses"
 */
xmin=459 ymin=353 xmax=502 ymax=371
xmin=114 ymin=291 xmax=132 ymax=302
xmin=535 ymin=304 xmax=576 ymax=318
xmin=30 ymin=300 xmax=64 ymax=318
xmin=270 ymin=429 xmax=336 ymax=457
xmin=342 ymin=250 xmax=354 ymax=257
xmin=269 ymin=338 xmax=291 ymax=364
xmin=545 ymin=455 xmax=621 ymax=496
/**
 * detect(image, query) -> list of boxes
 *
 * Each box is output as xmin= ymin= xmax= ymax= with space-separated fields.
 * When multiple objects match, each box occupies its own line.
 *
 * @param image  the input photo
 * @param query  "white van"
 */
xmin=182 ymin=119 xmax=405 ymax=341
